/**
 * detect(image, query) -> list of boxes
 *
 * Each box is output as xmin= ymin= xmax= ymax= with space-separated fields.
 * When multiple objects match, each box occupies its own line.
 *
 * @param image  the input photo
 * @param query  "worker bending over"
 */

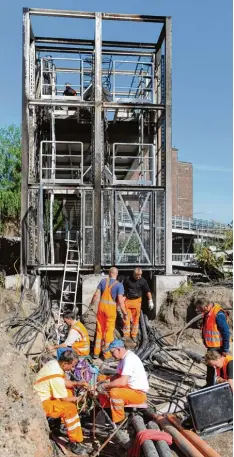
xmin=204 ymin=350 xmax=233 ymax=392
xmin=123 ymin=268 xmax=154 ymax=343
xmin=98 ymin=339 xmax=149 ymax=423
xmin=91 ymin=267 xmax=127 ymax=359
xmin=63 ymin=83 xmax=77 ymax=96
xmin=34 ymin=351 xmax=88 ymax=456
xmin=196 ymin=298 xmax=230 ymax=386
xmin=50 ymin=312 xmax=90 ymax=358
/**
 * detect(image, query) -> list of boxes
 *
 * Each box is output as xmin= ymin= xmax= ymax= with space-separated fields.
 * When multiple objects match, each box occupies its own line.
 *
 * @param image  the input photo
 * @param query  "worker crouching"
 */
xmin=34 ymin=351 xmax=88 ymax=456
xmin=98 ymin=339 xmax=149 ymax=423
xmin=50 ymin=312 xmax=90 ymax=358
xmin=204 ymin=350 xmax=233 ymax=392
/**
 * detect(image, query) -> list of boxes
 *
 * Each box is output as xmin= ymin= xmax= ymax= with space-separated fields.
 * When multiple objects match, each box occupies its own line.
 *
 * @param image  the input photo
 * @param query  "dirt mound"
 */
xmin=0 ymin=328 xmax=54 ymax=457
xmin=158 ymin=284 xmax=233 ymax=331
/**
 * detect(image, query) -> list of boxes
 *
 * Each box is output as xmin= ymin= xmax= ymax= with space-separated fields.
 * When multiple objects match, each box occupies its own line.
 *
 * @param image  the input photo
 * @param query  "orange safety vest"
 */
xmin=216 ymin=355 xmax=233 ymax=380
xmin=71 ymin=320 xmax=90 ymax=356
xmin=203 ymin=303 xmax=225 ymax=348
xmin=99 ymin=278 xmax=118 ymax=316
xmin=34 ymin=373 xmax=65 ymax=385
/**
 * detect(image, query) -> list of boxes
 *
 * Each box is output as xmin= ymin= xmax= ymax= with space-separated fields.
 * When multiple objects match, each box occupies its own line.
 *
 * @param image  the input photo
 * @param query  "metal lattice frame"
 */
xmin=21 ymin=9 xmax=172 ymax=273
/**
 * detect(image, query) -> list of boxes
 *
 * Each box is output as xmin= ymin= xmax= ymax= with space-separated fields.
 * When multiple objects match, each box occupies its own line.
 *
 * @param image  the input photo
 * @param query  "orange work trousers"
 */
xmin=94 ymin=306 xmax=116 ymax=359
xmin=42 ymin=398 xmax=83 ymax=442
xmin=123 ymin=298 xmax=142 ymax=339
xmin=99 ymin=387 xmax=146 ymax=423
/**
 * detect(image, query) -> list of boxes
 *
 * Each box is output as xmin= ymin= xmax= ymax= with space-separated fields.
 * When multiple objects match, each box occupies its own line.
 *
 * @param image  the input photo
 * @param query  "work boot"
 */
xmin=67 ymin=442 xmax=89 ymax=456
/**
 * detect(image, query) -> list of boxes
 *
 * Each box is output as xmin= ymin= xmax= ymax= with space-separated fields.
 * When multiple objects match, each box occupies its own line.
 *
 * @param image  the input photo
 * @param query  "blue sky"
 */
xmin=0 ymin=0 xmax=232 ymax=222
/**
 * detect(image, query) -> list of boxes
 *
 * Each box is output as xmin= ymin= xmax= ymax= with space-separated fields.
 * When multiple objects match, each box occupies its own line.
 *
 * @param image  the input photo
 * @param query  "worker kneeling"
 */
xmin=98 ymin=339 xmax=149 ymax=423
xmin=204 ymin=350 xmax=233 ymax=392
xmin=34 ymin=351 xmax=88 ymax=455
xmin=50 ymin=312 xmax=90 ymax=358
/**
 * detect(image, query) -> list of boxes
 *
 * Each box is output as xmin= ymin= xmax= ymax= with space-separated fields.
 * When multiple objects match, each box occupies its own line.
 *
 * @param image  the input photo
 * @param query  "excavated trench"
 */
xmin=0 ymin=283 xmax=233 ymax=457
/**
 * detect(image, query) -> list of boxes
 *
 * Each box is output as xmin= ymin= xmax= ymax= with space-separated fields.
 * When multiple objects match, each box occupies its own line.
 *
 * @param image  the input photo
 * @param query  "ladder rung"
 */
xmin=60 ymin=301 xmax=75 ymax=304
xmin=68 ymin=249 xmax=79 ymax=252
xmin=64 ymin=280 xmax=77 ymax=283
xmin=62 ymin=291 xmax=76 ymax=294
xmin=66 ymin=260 xmax=79 ymax=263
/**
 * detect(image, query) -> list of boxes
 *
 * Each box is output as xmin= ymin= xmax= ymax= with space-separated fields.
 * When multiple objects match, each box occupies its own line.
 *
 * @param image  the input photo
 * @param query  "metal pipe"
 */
xmin=136 ymin=312 xmax=148 ymax=357
xmin=131 ymin=415 xmax=159 ymax=457
xmin=147 ymin=421 xmax=173 ymax=457
xmin=147 ymin=413 xmax=204 ymax=457
xmin=166 ymin=415 xmax=221 ymax=457
xmin=140 ymin=344 xmax=158 ymax=362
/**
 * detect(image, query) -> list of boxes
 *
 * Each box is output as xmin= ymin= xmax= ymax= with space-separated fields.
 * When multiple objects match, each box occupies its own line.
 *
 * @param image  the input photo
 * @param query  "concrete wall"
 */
xmin=153 ymin=274 xmax=188 ymax=315
xmin=81 ymin=274 xmax=106 ymax=315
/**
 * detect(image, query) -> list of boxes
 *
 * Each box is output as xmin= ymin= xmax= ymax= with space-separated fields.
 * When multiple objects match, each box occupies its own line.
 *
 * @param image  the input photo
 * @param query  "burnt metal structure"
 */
xmin=21 ymin=8 xmax=172 ymax=275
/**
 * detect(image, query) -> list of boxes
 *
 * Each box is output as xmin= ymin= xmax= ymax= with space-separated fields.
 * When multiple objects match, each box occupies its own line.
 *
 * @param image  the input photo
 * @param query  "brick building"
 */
xmin=172 ymin=148 xmax=193 ymax=218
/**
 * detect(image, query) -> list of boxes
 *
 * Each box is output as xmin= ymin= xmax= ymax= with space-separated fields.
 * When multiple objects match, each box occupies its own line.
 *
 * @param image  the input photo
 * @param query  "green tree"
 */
xmin=0 ymin=125 xmax=21 ymax=234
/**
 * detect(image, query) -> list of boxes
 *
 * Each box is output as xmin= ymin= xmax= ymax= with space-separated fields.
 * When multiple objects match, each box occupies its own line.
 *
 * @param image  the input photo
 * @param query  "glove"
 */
xmin=148 ymin=299 xmax=154 ymax=310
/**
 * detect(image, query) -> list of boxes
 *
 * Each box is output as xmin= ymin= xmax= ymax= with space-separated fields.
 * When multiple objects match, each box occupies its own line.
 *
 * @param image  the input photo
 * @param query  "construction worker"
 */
xmin=123 ymin=267 xmax=154 ymax=343
xmin=204 ymin=350 xmax=233 ymax=392
xmin=49 ymin=312 xmax=90 ymax=358
xmin=34 ymin=350 xmax=88 ymax=455
xmin=63 ymin=82 xmax=77 ymax=96
xmin=91 ymin=267 xmax=127 ymax=360
xmin=98 ymin=339 xmax=149 ymax=423
xmin=196 ymin=298 xmax=230 ymax=386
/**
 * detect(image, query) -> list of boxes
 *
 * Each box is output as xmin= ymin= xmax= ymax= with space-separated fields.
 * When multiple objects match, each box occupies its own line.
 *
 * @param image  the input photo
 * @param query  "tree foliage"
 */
xmin=0 ymin=125 xmax=21 ymax=233
xmin=219 ymin=229 xmax=233 ymax=251
xmin=195 ymin=246 xmax=225 ymax=280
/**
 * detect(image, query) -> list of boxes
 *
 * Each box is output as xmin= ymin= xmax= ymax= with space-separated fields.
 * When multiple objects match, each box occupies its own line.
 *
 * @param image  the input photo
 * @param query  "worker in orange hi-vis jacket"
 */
xmin=98 ymin=339 xmax=149 ymax=423
xmin=49 ymin=312 xmax=90 ymax=358
xmin=91 ymin=267 xmax=127 ymax=360
xmin=34 ymin=350 xmax=88 ymax=456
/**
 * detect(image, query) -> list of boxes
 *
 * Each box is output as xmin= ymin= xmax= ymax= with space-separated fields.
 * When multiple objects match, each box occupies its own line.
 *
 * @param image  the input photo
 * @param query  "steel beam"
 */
xmin=30 ymin=9 xmax=165 ymax=23
xmin=93 ymin=12 xmax=102 ymax=273
xmin=28 ymin=99 xmax=94 ymax=107
xmin=156 ymin=24 xmax=165 ymax=52
xmin=35 ymin=36 xmax=156 ymax=49
xmin=36 ymin=45 xmax=153 ymax=57
xmin=165 ymin=17 xmax=172 ymax=275
xmin=21 ymin=8 xmax=30 ymax=273
xmin=29 ymin=8 xmax=95 ymax=19
xmin=103 ymin=102 xmax=165 ymax=110
xmin=102 ymin=12 xmax=165 ymax=23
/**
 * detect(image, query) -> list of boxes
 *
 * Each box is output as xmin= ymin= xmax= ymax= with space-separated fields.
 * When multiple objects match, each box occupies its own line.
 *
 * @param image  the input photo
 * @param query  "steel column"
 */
xmin=21 ymin=8 xmax=30 ymax=273
xmin=165 ymin=17 xmax=172 ymax=275
xmin=94 ymin=12 xmax=102 ymax=273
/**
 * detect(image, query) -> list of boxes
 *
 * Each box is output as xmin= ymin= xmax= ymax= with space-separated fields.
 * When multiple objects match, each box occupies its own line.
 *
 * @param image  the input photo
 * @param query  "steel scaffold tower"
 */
xmin=21 ymin=8 xmax=172 ymax=279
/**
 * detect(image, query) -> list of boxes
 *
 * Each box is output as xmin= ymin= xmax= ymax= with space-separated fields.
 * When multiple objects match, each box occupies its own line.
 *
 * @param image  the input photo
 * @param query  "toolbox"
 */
xmin=187 ymin=383 xmax=233 ymax=436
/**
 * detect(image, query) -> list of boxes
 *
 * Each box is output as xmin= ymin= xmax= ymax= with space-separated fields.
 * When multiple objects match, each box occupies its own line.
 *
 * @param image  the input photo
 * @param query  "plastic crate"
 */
xmin=187 ymin=383 xmax=233 ymax=435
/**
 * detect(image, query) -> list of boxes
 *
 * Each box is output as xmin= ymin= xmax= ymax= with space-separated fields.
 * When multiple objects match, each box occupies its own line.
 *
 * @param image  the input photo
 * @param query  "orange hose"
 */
xmin=151 ymin=414 xmax=205 ymax=457
xmin=166 ymin=415 xmax=221 ymax=457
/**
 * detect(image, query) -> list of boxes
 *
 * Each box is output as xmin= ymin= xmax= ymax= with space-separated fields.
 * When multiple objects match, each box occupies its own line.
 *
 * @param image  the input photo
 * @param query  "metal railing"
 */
xmin=172 ymin=216 xmax=229 ymax=232
xmin=40 ymin=141 xmax=84 ymax=183
xmin=172 ymin=253 xmax=196 ymax=263
xmin=112 ymin=60 xmax=154 ymax=102
xmin=113 ymin=143 xmax=155 ymax=185
xmin=40 ymin=57 xmax=86 ymax=98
